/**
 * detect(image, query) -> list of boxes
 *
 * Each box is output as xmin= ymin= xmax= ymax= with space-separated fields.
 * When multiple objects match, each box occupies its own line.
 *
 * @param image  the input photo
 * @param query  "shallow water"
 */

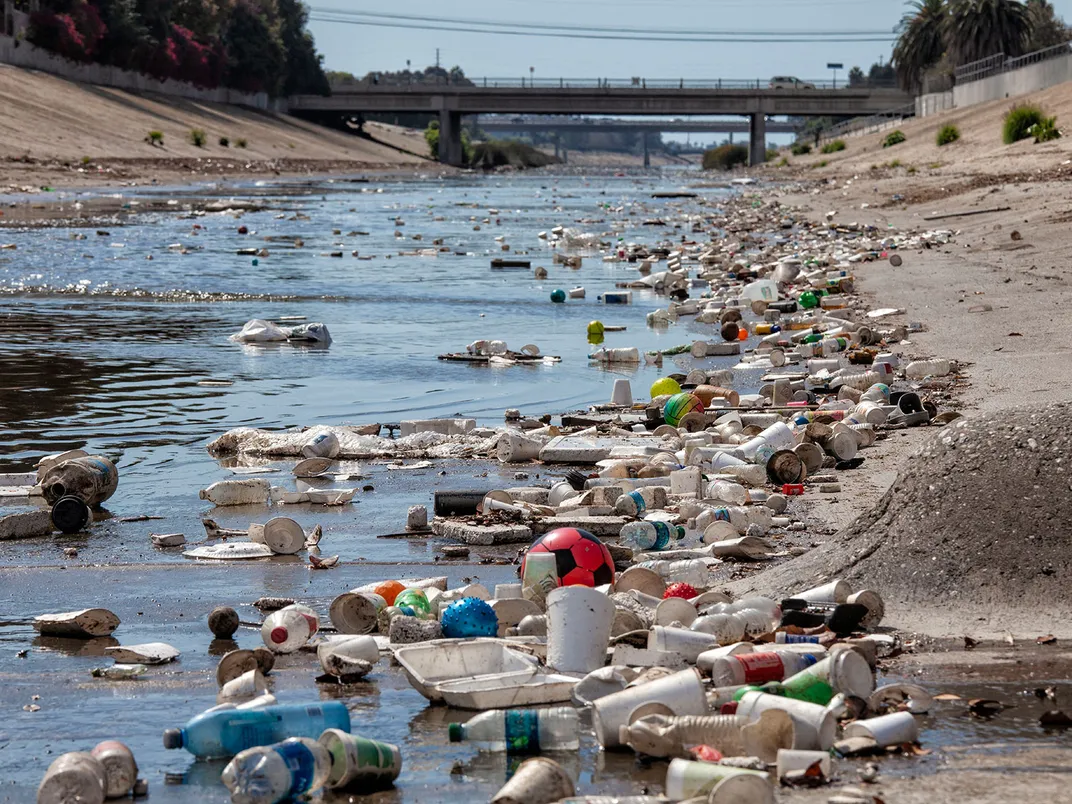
xmin=0 ymin=171 xmax=762 ymax=567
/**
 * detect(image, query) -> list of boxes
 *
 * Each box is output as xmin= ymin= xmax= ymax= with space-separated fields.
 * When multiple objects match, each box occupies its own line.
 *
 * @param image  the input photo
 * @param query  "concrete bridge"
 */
xmin=476 ymin=118 xmax=800 ymax=134
xmin=289 ymin=80 xmax=914 ymax=166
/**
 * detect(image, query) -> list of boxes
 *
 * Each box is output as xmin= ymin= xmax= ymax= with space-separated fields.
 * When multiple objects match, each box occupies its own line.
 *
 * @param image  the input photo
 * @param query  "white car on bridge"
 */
xmin=769 ymin=76 xmax=817 ymax=90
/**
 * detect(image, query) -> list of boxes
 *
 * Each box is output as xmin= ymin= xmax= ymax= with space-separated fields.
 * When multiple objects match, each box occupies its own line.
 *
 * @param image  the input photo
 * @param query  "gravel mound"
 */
xmin=739 ymin=403 xmax=1072 ymax=611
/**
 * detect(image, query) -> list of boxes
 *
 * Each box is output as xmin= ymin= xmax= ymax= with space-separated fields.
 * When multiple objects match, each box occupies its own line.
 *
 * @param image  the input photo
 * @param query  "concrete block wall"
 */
xmin=0 ymin=34 xmax=286 ymax=112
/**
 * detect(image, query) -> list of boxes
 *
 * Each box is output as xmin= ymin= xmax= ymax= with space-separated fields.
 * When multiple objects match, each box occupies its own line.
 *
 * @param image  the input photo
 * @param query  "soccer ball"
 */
xmin=521 ymin=528 xmax=615 ymax=588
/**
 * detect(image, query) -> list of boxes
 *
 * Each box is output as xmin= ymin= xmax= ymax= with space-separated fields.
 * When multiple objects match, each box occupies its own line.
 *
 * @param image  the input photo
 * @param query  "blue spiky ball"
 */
xmin=441 ymin=597 xmax=498 ymax=638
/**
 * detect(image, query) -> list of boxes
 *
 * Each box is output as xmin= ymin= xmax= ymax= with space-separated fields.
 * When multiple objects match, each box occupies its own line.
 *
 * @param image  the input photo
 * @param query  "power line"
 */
xmin=309 ymin=7 xmax=896 ymax=37
xmin=308 ymin=13 xmax=897 ymax=43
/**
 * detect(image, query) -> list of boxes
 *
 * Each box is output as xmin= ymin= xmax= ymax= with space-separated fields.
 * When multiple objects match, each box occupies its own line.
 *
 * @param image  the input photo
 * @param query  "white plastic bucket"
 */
xmin=546 ymin=586 xmax=614 ymax=675
xmin=844 ymin=711 xmax=919 ymax=746
xmin=664 ymin=759 xmax=770 ymax=801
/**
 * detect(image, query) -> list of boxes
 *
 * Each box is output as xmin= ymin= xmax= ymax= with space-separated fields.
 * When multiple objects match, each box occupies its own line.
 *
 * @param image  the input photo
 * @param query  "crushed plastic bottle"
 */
xmin=221 ymin=737 xmax=331 ymax=804
xmin=199 ymin=479 xmax=271 ymax=506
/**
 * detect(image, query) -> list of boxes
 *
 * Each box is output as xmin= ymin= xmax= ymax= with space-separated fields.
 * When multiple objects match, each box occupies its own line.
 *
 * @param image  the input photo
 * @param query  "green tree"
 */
xmin=277 ymin=0 xmax=329 ymax=94
xmin=847 ymin=66 xmax=866 ymax=86
xmin=943 ymin=0 xmax=1030 ymax=66
xmin=1025 ymin=0 xmax=1070 ymax=51
xmin=893 ymin=0 xmax=948 ymax=91
xmin=222 ymin=0 xmax=286 ymax=94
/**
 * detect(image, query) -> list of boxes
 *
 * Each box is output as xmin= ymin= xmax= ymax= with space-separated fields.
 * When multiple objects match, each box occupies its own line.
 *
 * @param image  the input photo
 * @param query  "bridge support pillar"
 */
xmin=438 ymin=110 xmax=464 ymax=166
xmin=643 ymin=133 xmax=650 ymax=168
xmin=749 ymin=113 xmax=767 ymax=167
xmin=553 ymin=134 xmax=560 ymax=160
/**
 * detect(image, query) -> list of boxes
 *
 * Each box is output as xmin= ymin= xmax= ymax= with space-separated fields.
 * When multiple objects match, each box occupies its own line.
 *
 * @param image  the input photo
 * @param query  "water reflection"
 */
xmin=32 ymin=635 xmax=119 ymax=656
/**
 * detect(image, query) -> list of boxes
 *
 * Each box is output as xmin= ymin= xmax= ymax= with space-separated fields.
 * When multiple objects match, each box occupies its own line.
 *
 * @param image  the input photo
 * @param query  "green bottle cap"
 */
xmin=448 ymin=723 xmax=463 ymax=742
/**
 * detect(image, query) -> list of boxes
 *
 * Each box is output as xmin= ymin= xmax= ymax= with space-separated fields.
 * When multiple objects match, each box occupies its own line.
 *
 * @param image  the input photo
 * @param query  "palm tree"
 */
xmin=943 ymin=0 xmax=1031 ymax=66
xmin=892 ymin=0 xmax=948 ymax=91
xmin=1024 ymin=0 xmax=1070 ymax=52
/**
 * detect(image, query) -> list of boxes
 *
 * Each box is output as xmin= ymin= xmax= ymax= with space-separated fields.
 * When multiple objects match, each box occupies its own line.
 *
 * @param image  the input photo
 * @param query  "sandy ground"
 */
xmin=0 ymin=65 xmax=433 ymax=191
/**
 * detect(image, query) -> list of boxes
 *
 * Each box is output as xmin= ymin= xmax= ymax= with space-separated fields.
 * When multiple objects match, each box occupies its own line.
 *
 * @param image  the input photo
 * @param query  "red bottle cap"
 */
xmin=270 ymin=627 xmax=288 ymax=644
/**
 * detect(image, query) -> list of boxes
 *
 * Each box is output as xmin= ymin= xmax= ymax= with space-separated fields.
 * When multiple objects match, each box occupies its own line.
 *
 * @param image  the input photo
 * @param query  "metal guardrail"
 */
xmin=954 ymin=40 xmax=1072 ymax=85
xmin=328 ymin=76 xmax=898 ymax=92
xmin=820 ymin=102 xmax=917 ymax=141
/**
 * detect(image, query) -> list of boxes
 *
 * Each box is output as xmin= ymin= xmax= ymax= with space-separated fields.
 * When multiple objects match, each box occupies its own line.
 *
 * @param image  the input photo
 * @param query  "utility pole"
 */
xmin=436 ymin=48 xmax=440 ymax=69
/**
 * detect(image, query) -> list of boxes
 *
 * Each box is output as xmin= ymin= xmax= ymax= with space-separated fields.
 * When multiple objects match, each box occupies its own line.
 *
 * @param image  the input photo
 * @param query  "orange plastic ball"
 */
xmin=375 ymin=580 xmax=406 ymax=605
xmin=737 ymin=327 xmax=749 ymax=341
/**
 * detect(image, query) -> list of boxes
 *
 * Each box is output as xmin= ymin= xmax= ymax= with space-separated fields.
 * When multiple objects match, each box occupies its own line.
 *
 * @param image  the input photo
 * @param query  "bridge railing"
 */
xmin=819 ymin=102 xmax=917 ymax=142
xmin=954 ymin=40 xmax=1072 ymax=85
xmin=328 ymin=76 xmax=899 ymax=92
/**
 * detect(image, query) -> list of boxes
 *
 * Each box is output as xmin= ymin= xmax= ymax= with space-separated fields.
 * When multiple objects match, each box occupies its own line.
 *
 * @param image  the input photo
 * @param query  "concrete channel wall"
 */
xmin=953 ymin=51 xmax=1072 ymax=108
xmin=0 ymin=32 xmax=285 ymax=112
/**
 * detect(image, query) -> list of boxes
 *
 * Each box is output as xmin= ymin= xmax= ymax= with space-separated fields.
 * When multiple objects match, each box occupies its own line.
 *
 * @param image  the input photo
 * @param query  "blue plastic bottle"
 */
xmin=162 ymin=702 xmax=351 ymax=758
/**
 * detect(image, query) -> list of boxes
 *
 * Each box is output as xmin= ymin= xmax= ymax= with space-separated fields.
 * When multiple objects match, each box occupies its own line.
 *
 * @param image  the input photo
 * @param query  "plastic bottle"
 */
xmin=39 ymin=456 xmax=119 ymax=507
xmin=282 ymin=603 xmax=320 ymax=638
xmin=706 ymin=480 xmax=748 ymax=506
xmin=260 ymin=609 xmax=311 ymax=654
xmin=162 ymin=701 xmax=350 ymax=759
xmin=905 ymin=358 xmax=951 ymax=379
xmin=707 ymin=651 xmax=822 ymax=687
xmin=589 ymin=347 xmax=641 ymax=364
xmin=448 ymin=707 xmax=580 ymax=752
xmin=221 ymin=737 xmax=331 ymax=804
xmin=618 ymin=521 xmax=672 ymax=552
xmin=199 ymin=479 xmax=271 ymax=506
xmin=635 ymin=559 xmax=711 ymax=588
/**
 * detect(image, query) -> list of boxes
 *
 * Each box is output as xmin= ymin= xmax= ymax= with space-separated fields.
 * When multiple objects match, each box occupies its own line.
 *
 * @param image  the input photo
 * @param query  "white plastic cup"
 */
xmin=844 ymin=711 xmax=919 ymax=746
xmin=648 ymin=626 xmax=719 ymax=662
xmin=302 ymin=431 xmax=340 ymax=459
xmin=654 ymin=598 xmax=698 ymax=627
xmin=546 ymin=586 xmax=614 ymax=674
xmin=319 ymin=728 xmax=403 ymax=789
xmin=708 ymin=772 xmax=776 ymax=804
xmin=217 ymin=669 xmax=268 ymax=703
xmin=792 ymin=579 xmax=851 ymax=604
xmin=737 ymin=422 xmax=795 ymax=463
xmin=262 ymin=516 xmax=305 ymax=554
xmin=592 ymin=668 xmax=708 ymax=748
xmin=611 ymin=379 xmax=634 ymax=407
xmin=776 ymin=748 xmax=832 ymax=779
xmin=318 ymin=636 xmax=379 ymax=676
xmin=736 ymin=691 xmax=837 ymax=750
xmin=491 ymin=756 xmax=575 ymax=804
xmin=696 ymin=642 xmax=754 ymax=674
xmin=664 ymin=759 xmax=770 ymax=801
xmin=497 ymin=431 xmax=545 ymax=463
xmin=330 ymin=592 xmax=385 ymax=635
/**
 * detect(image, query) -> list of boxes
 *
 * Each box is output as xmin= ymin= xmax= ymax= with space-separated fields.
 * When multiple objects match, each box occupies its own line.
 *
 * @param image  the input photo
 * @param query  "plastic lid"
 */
xmin=448 ymin=723 xmax=463 ymax=742
xmin=162 ymin=729 xmax=183 ymax=749
xmin=270 ymin=627 xmax=288 ymax=644
xmin=51 ymin=495 xmax=91 ymax=534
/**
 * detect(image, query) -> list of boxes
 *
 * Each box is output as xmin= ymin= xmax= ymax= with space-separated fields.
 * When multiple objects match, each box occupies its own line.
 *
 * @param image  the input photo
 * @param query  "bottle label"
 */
xmin=504 ymin=710 xmax=541 ymax=753
xmin=735 ymin=652 xmax=786 ymax=684
xmin=277 ymin=741 xmax=318 ymax=796
xmin=651 ymin=521 xmax=671 ymax=551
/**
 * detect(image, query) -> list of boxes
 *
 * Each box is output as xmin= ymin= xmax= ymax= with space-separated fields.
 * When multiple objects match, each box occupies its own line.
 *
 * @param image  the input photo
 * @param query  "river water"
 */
xmin=4 ymin=171 xmax=1061 ymax=803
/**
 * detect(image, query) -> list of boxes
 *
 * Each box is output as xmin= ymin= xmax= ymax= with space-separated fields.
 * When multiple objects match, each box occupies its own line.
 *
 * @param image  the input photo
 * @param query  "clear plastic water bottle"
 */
xmin=261 ymin=608 xmax=311 ymax=653
xmin=448 ymin=706 xmax=580 ymax=752
xmin=221 ymin=737 xmax=331 ymax=804
xmin=162 ymin=701 xmax=350 ymax=758
xmin=618 ymin=521 xmax=673 ymax=552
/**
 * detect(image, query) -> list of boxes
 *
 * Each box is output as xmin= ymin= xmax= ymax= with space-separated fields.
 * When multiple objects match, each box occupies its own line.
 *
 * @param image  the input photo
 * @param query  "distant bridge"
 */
xmin=475 ymin=118 xmax=800 ymax=134
xmin=289 ymin=79 xmax=913 ymax=166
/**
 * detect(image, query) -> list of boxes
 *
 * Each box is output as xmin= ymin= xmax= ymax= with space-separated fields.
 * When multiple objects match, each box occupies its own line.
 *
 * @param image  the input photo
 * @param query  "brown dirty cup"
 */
xmin=215 ymin=649 xmax=259 ymax=687
xmin=37 ymin=752 xmax=107 ymax=804
xmin=330 ymin=591 xmax=385 ymax=634
xmin=766 ymin=450 xmax=806 ymax=485
xmin=91 ymin=740 xmax=138 ymax=798
xmin=491 ymin=757 xmax=576 ymax=804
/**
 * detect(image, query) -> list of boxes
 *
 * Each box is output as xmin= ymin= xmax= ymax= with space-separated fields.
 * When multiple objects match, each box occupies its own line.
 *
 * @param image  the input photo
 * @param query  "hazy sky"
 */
xmin=308 ymin=0 xmax=1072 ymax=81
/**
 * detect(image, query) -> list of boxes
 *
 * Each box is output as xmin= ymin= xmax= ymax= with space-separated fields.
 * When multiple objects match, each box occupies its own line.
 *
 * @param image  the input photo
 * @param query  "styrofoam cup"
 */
xmin=546 ymin=586 xmax=614 ymax=674
xmin=654 ymin=597 xmax=698 ymax=627
xmin=776 ymin=748 xmax=832 ymax=779
xmin=781 ymin=648 xmax=874 ymax=704
xmin=491 ymin=757 xmax=575 ymax=804
xmin=648 ymin=626 xmax=719 ymax=662
xmin=846 ymin=589 xmax=885 ymax=628
xmin=592 ymin=668 xmax=708 ymax=748
xmin=611 ymin=379 xmax=633 ymax=406
xmin=495 ymin=583 xmax=523 ymax=599
xmin=736 ymin=691 xmax=837 ymax=750
xmin=665 ymin=759 xmax=770 ymax=801
xmin=792 ymin=579 xmax=851 ymax=604
xmin=844 ymin=711 xmax=919 ymax=746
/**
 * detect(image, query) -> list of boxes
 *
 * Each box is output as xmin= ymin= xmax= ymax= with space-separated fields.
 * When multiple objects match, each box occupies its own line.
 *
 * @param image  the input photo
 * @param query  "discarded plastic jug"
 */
xmin=620 ymin=710 xmax=794 ymax=763
xmin=221 ymin=737 xmax=331 ymax=804
xmin=260 ymin=609 xmax=311 ymax=654
xmin=449 ymin=706 xmax=580 ymax=752
xmin=301 ymin=431 xmax=340 ymax=460
xmin=162 ymin=701 xmax=350 ymax=758
xmin=51 ymin=495 xmax=93 ymax=534
xmin=905 ymin=358 xmax=951 ymax=379
xmin=319 ymin=729 xmax=402 ymax=790
xmin=37 ymin=752 xmax=107 ymax=804
xmin=39 ymin=455 xmax=118 ymax=507
xmin=200 ymin=479 xmax=271 ymax=506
